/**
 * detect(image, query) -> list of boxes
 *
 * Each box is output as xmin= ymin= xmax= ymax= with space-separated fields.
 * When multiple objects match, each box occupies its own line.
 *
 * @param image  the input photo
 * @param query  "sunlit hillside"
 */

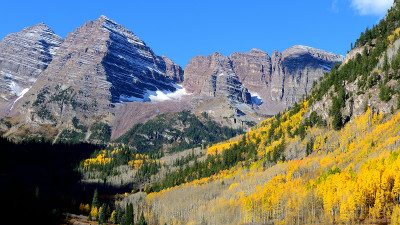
xmin=102 ymin=1 xmax=400 ymax=224
xmin=135 ymin=106 xmax=400 ymax=224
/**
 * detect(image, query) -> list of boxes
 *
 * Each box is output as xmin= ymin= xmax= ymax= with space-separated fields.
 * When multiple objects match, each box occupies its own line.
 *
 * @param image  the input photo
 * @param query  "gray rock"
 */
xmin=0 ymin=23 xmax=63 ymax=103
xmin=183 ymin=45 xmax=343 ymax=114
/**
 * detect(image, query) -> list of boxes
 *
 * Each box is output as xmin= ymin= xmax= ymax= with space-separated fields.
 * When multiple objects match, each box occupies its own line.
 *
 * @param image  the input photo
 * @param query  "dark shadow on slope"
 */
xmin=0 ymin=137 xmax=136 ymax=224
xmin=101 ymin=31 xmax=176 ymax=103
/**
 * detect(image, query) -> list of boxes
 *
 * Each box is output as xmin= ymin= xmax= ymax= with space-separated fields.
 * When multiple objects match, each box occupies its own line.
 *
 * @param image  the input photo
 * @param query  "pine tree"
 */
xmin=124 ymin=203 xmax=134 ymax=225
xmin=332 ymin=109 xmax=343 ymax=131
xmin=92 ymin=189 xmax=99 ymax=208
xmin=383 ymin=52 xmax=389 ymax=73
xmin=397 ymin=96 xmax=400 ymax=109
xmin=114 ymin=205 xmax=122 ymax=224
xmin=98 ymin=203 xmax=107 ymax=225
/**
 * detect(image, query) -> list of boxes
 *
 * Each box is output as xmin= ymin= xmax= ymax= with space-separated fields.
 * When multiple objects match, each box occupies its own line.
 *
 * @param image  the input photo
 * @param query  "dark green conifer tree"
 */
xmin=92 ymin=189 xmax=99 ymax=208
xmin=124 ymin=203 xmax=134 ymax=225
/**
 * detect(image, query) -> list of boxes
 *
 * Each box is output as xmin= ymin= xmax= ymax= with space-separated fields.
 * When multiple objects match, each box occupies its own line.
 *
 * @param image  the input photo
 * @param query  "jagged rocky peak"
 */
xmin=0 ymin=23 xmax=63 ymax=103
xmin=183 ymin=52 xmax=252 ymax=104
xmin=28 ymin=15 xmax=183 ymax=104
xmin=14 ymin=15 xmax=184 ymax=126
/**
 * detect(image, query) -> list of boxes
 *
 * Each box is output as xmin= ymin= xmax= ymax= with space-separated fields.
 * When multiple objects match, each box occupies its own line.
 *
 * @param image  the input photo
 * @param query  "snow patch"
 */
xmin=9 ymin=81 xmax=25 ymax=96
xmin=8 ymin=87 xmax=30 ymax=114
xmin=250 ymin=92 xmax=263 ymax=106
xmin=119 ymin=84 xmax=189 ymax=103
xmin=149 ymin=84 xmax=189 ymax=102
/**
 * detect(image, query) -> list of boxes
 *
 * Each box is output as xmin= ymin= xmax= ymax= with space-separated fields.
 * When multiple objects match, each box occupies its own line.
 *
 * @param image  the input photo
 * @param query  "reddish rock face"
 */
xmin=183 ymin=52 xmax=252 ymax=104
xmin=269 ymin=45 xmax=344 ymax=106
xmin=230 ymin=48 xmax=272 ymax=89
xmin=162 ymin=55 xmax=184 ymax=83
xmin=183 ymin=46 xmax=344 ymax=114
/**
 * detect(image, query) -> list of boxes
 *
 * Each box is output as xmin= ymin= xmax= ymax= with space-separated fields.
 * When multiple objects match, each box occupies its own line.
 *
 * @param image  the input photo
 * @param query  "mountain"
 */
xmin=182 ymin=46 xmax=343 ymax=126
xmin=0 ymin=23 xmax=63 ymax=116
xmin=5 ymin=6 xmax=400 ymax=224
xmin=231 ymin=45 xmax=344 ymax=113
xmin=0 ymin=15 xmax=343 ymax=144
xmin=3 ymin=16 xmax=185 ymax=141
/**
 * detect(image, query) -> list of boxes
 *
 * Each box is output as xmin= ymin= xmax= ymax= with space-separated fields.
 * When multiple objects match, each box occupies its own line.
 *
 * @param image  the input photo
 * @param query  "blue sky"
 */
xmin=0 ymin=0 xmax=393 ymax=67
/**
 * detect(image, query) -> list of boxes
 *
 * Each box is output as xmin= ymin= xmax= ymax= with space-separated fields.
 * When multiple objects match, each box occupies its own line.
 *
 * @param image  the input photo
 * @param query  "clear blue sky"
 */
xmin=0 ymin=0 xmax=394 ymax=67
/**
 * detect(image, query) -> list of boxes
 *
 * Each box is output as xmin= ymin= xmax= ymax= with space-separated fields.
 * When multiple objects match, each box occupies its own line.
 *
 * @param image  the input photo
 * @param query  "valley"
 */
xmin=2 ymin=1 xmax=400 ymax=225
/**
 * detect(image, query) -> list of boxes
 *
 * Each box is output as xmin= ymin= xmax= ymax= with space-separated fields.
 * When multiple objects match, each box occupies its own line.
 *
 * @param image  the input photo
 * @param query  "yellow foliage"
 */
xmin=387 ymin=27 xmax=400 ymax=44
xmin=90 ymin=206 xmax=98 ymax=219
xmin=127 ymin=153 xmax=160 ymax=169
xmin=142 ymin=104 xmax=400 ymax=224
xmin=110 ymin=210 xmax=116 ymax=222
xmin=79 ymin=203 xmax=90 ymax=214
xmin=392 ymin=205 xmax=400 ymax=225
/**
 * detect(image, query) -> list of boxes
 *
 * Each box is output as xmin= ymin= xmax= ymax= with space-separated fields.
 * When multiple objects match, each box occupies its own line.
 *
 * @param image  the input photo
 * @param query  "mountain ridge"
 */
xmin=0 ymin=15 xmax=343 ymax=144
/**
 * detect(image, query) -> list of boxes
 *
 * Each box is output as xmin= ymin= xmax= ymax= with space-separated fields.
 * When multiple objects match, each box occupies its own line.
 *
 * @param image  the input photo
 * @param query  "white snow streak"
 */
xmin=119 ymin=84 xmax=189 ymax=103
xmin=8 ymin=87 xmax=29 ymax=114
xmin=250 ymin=92 xmax=263 ymax=106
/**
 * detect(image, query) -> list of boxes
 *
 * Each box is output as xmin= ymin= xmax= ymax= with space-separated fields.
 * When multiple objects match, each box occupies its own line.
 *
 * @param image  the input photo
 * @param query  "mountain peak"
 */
xmin=97 ymin=15 xmax=118 ymax=26
xmin=99 ymin=15 xmax=110 ymax=20
xmin=20 ymin=22 xmax=56 ymax=35
xmin=0 ymin=22 xmax=63 ymax=106
xmin=283 ymin=45 xmax=345 ymax=62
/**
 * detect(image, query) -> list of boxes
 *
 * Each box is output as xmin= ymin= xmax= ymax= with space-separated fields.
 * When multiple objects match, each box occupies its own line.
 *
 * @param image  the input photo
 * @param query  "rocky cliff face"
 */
xmin=269 ymin=45 xmax=344 ymax=106
xmin=183 ymin=52 xmax=251 ymax=104
xmin=0 ymin=23 xmax=63 ymax=114
xmin=13 ymin=16 xmax=183 ymax=126
xmin=182 ymin=46 xmax=344 ymax=115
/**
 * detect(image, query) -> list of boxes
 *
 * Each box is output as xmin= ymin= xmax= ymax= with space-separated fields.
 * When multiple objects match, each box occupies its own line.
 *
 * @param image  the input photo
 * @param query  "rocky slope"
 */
xmin=5 ymin=16 xmax=185 ymax=141
xmin=0 ymin=23 xmax=63 ymax=116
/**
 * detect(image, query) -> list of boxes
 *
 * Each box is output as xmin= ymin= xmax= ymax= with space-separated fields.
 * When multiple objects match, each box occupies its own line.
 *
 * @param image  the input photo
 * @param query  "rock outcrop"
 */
xmin=189 ymin=46 xmax=345 ymax=114
xmin=269 ymin=45 xmax=344 ymax=107
xmin=0 ymin=23 xmax=63 ymax=111
xmin=183 ymin=52 xmax=252 ymax=104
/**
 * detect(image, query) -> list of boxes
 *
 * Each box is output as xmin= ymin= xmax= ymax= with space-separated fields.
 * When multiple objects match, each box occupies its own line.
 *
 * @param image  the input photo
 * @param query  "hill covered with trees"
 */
xmin=93 ymin=1 xmax=400 ymax=224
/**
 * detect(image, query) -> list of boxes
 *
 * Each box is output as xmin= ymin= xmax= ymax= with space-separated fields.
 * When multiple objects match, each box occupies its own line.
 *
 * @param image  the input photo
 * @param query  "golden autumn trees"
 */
xmin=133 ymin=106 xmax=400 ymax=225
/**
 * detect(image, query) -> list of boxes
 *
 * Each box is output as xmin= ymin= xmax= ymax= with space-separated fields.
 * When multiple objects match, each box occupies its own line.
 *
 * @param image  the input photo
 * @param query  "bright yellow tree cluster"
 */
xmin=127 ymin=153 xmax=163 ymax=170
xmin=83 ymin=149 xmax=123 ymax=168
xmin=388 ymin=27 xmax=400 ymax=44
xmin=239 ymin=109 xmax=400 ymax=224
